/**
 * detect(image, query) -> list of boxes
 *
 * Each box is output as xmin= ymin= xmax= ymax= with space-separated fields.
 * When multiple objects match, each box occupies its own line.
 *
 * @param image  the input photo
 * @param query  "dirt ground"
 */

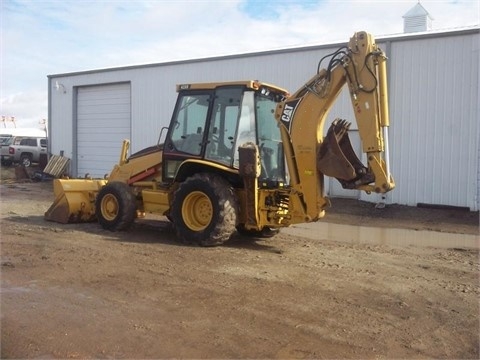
xmin=1 ymin=165 xmax=479 ymax=359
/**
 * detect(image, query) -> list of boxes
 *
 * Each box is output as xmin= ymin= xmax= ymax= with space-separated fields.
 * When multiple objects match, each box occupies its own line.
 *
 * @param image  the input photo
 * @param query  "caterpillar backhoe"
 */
xmin=45 ymin=31 xmax=395 ymax=246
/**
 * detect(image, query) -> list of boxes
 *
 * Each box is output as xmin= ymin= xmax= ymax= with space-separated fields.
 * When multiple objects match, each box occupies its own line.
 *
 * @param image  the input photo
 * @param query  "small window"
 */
xmin=18 ymin=138 xmax=39 ymax=146
xmin=40 ymin=139 xmax=47 ymax=147
xmin=13 ymin=137 xmax=23 ymax=145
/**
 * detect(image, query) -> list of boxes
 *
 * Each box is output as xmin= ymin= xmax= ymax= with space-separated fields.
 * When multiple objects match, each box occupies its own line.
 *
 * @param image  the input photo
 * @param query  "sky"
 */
xmin=1 ymin=0 xmax=479 ymax=129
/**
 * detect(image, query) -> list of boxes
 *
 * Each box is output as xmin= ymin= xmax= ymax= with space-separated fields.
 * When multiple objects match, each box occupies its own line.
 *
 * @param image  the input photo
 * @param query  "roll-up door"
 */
xmin=77 ymin=83 xmax=131 ymax=178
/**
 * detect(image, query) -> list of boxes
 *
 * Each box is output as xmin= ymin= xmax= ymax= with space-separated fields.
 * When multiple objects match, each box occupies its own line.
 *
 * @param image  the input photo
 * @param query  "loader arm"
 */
xmin=275 ymin=31 xmax=395 ymax=221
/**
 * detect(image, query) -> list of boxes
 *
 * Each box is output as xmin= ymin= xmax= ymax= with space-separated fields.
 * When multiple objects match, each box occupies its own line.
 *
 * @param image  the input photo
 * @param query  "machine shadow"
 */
xmin=4 ymin=214 xmax=283 ymax=253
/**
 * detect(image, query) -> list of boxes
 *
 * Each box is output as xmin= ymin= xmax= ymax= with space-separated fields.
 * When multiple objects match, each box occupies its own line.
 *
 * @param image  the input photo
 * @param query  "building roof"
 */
xmin=48 ymin=27 xmax=478 ymax=79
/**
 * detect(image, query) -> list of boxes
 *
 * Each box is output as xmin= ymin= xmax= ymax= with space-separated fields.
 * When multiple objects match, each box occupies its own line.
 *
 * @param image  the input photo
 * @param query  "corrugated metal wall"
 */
xmin=48 ymin=28 xmax=480 ymax=210
xmin=388 ymin=32 xmax=479 ymax=210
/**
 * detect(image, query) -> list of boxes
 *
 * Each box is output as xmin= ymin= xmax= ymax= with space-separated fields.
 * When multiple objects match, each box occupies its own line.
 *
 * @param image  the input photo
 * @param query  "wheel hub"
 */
xmin=101 ymin=194 xmax=119 ymax=221
xmin=182 ymin=191 xmax=213 ymax=231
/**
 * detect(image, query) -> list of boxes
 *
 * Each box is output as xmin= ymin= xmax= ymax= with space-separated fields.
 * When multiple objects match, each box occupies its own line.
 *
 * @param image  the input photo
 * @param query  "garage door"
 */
xmin=77 ymin=83 xmax=131 ymax=178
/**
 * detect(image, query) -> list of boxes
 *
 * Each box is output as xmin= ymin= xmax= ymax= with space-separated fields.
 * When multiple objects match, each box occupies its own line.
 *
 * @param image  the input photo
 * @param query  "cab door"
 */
xmin=162 ymin=90 xmax=212 ymax=180
xmin=204 ymin=87 xmax=244 ymax=167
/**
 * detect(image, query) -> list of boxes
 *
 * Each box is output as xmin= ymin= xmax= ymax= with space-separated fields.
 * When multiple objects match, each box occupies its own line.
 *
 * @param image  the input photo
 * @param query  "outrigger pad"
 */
xmin=317 ymin=119 xmax=369 ymax=186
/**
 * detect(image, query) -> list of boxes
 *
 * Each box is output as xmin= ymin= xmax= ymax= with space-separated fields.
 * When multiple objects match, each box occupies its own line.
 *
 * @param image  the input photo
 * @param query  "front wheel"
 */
xmin=171 ymin=173 xmax=238 ymax=246
xmin=95 ymin=182 xmax=137 ymax=231
xmin=21 ymin=154 xmax=32 ymax=167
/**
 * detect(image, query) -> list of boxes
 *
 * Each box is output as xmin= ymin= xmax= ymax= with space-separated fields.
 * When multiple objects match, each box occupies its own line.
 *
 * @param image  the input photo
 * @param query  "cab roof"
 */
xmin=176 ymin=80 xmax=289 ymax=95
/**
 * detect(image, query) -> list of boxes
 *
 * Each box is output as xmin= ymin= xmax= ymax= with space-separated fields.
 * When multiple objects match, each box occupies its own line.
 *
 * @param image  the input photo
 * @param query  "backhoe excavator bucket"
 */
xmin=44 ymin=179 xmax=107 ymax=224
xmin=317 ymin=119 xmax=372 ymax=188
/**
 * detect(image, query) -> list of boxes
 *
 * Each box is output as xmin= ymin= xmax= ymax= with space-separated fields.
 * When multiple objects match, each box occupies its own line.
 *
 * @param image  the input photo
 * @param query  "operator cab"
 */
xmin=162 ymin=81 xmax=288 ymax=187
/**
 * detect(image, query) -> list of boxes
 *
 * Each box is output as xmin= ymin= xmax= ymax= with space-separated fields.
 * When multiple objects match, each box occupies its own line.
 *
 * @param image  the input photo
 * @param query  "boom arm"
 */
xmin=275 ymin=31 xmax=395 ymax=221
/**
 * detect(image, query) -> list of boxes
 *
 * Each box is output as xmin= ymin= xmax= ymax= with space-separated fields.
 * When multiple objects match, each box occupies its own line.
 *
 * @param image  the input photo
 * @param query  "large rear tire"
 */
xmin=171 ymin=173 xmax=238 ymax=246
xmin=96 ymin=182 xmax=136 ymax=231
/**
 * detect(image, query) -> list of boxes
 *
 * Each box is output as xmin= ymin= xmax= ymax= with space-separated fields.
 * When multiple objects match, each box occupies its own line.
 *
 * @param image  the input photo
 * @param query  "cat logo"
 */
xmin=281 ymin=104 xmax=295 ymax=122
xmin=280 ymin=99 xmax=301 ymax=131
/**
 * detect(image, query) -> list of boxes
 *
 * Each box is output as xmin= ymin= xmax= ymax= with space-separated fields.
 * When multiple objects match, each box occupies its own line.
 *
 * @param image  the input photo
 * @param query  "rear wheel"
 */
xmin=96 ymin=182 xmax=136 ymax=231
xmin=171 ymin=173 xmax=238 ymax=246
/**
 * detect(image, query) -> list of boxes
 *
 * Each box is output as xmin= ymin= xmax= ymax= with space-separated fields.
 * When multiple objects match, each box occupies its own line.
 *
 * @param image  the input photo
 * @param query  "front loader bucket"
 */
xmin=44 ymin=179 xmax=107 ymax=224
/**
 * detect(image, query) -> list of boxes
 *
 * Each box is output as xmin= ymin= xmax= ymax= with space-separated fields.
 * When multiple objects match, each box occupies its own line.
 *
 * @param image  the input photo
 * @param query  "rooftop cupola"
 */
xmin=403 ymin=2 xmax=433 ymax=33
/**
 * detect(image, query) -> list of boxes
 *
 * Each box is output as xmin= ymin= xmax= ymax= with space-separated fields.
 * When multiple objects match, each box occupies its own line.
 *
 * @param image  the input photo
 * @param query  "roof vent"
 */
xmin=403 ymin=2 xmax=433 ymax=33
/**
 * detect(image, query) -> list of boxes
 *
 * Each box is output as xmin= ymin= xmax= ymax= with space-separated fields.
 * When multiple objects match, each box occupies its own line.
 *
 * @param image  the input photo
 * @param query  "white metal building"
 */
xmin=48 ymin=27 xmax=480 ymax=210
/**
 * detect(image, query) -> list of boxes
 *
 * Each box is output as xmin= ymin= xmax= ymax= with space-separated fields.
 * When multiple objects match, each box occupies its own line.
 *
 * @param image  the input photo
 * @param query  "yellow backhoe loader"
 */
xmin=45 ymin=31 xmax=395 ymax=246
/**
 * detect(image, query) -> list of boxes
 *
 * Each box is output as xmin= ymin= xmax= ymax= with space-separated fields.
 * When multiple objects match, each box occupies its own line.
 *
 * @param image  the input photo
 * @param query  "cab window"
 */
xmin=205 ymin=88 xmax=243 ymax=166
xmin=169 ymin=93 xmax=210 ymax=156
